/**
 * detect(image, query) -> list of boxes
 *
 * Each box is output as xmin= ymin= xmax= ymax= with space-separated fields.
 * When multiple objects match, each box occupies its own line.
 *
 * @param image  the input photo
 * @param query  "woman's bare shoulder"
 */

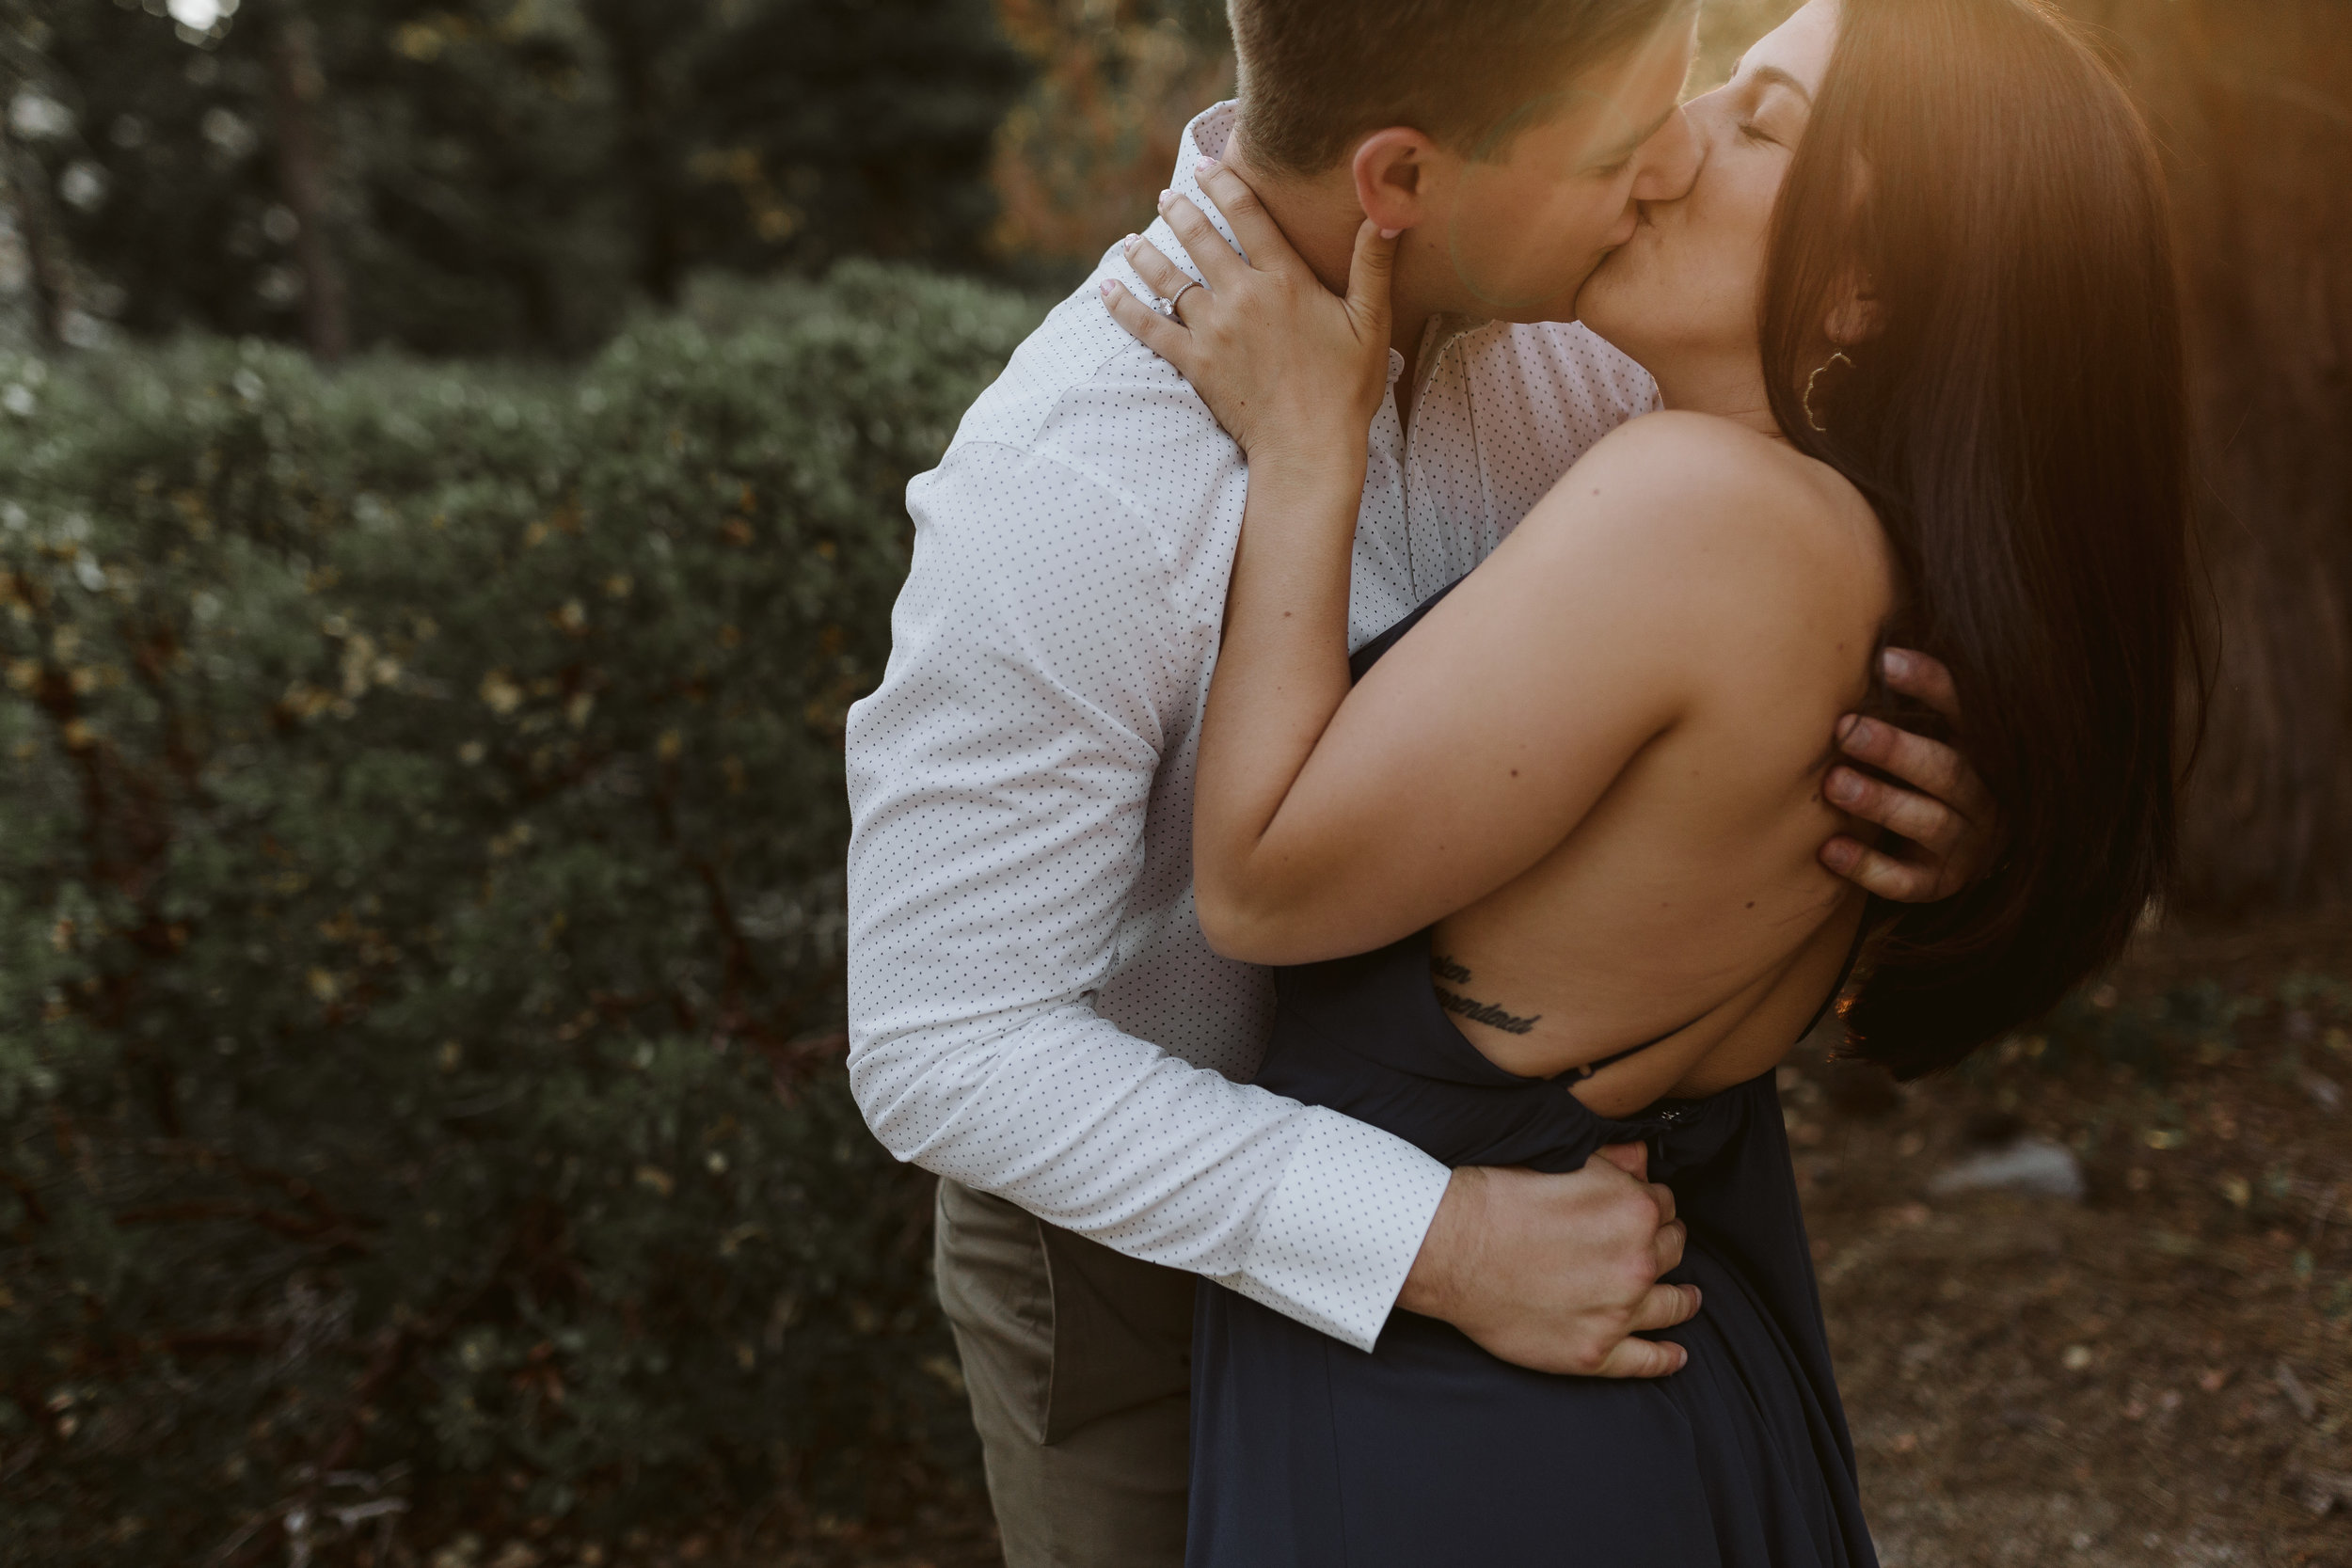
xmin=1513 ymin=410 xmax=1892 ymax=627
xmin=1557 ymin=411 xmax=1875 ymax=536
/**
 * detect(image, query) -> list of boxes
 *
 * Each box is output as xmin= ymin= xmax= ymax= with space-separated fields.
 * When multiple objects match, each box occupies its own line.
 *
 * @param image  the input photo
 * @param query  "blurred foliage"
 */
xmin=1967 ymin=970 xmax=2352 ymax=1090
xmin=15 ymin=0 xmax=1027 ymax=355
xmin=0 ymin=263 xmax=1047 ymax=1565
xmin=986 ymin=0 xmax=1232 ymax=283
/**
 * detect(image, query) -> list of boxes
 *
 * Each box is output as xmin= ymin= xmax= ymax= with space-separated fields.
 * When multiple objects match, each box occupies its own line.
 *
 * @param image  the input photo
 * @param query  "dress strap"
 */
xmin=1565 ymin=916 xmax=1871 ymax=1083
xmin=1349 ymin=580 xmax=1462 ymax=682
xmin=1562 ymin=1022 xmax=1703 ymax=1082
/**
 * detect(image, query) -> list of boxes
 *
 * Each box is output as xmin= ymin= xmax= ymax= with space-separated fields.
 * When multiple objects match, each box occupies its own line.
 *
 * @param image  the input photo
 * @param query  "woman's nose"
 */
xmin=1630 ymin=107 xmax=1703 ymax=203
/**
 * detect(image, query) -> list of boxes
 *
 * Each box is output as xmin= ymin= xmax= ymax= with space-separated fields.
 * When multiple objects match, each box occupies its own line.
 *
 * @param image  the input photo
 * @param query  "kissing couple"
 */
xmin=847 ymin=0 xmax=2189 ymax=1561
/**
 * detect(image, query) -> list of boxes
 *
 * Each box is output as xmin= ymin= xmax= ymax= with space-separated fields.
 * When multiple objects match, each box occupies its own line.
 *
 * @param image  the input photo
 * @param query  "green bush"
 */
xmin=0 ymin=264 xmax=1046 ymax=1564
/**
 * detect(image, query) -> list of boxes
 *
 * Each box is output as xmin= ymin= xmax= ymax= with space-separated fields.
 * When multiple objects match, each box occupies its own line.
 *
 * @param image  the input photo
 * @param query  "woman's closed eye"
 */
xmin=1737 ymin=98 xmax=1802 ymax=149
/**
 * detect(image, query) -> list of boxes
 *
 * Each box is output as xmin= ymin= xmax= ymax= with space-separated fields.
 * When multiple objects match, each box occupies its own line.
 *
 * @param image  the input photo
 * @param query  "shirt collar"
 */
xmin=1157 ymin=102 xmax=1247 ymax=277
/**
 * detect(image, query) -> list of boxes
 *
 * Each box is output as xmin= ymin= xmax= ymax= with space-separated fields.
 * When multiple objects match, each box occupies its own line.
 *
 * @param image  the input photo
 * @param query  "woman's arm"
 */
xmin=1188 ymin=439 xmax=1379 ymax=958
xmin=1101 ymin=171 xmax=1415 ymax=957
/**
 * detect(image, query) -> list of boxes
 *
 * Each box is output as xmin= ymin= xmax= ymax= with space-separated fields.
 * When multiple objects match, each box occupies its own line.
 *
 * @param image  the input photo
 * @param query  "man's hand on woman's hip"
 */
xmin=1395 ymin=1146 xmax=1699 ymax=1378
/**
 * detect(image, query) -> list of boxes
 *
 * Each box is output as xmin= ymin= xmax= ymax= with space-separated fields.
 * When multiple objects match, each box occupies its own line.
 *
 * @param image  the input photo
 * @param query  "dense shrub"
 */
xmin=0 ymin=265 xmax=1046 ymax=1564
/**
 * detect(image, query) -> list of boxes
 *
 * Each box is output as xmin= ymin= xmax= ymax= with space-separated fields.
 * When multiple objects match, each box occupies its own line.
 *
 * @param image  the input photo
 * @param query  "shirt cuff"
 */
xmin=1209 ymin=1106 xmax=1454 ymax=1352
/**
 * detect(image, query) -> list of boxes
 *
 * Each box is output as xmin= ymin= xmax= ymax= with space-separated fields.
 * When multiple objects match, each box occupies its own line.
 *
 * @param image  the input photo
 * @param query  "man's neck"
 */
xmin=1224 ymin=137 xmax=1437 ymax=423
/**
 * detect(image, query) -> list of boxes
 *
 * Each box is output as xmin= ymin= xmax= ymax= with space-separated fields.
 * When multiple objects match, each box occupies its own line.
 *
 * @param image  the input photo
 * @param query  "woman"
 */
xmin=1102 ymin=0 xmax=2190 ymax=1561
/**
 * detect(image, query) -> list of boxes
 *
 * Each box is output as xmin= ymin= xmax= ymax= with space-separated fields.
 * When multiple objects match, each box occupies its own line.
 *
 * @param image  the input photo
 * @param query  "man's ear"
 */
xmin=1352 ymin=129 xmax=1438 ymax=236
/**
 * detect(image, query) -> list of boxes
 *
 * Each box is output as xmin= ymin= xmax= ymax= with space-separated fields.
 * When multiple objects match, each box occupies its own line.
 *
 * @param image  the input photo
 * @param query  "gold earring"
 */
xmin=1804 ymin=350 xmax=1854 ymax=433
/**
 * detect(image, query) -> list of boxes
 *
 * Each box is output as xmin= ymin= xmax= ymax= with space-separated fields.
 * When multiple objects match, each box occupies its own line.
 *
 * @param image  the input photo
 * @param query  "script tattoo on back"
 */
xmin=1429 ymin=953 xmax=1542 ymax=1037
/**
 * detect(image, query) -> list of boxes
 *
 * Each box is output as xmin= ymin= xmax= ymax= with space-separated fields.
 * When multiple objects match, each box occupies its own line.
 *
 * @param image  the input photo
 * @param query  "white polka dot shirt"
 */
xmin=844 ymin=103 xmax=1660 ymax=1352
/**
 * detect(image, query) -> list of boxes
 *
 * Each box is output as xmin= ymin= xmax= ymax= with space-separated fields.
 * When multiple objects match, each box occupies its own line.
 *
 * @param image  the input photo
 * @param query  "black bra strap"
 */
xmin=1563 ymin=918 xmax=1871 ymax=1084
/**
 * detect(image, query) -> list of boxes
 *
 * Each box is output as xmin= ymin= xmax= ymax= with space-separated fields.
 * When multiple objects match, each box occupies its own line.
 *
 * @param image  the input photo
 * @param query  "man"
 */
xmin=845 ymin=1 xmax=1994 ymax=1560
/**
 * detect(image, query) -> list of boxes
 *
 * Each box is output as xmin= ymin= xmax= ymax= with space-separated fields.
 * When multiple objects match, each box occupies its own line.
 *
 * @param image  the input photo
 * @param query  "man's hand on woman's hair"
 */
xmin=1819 ymin=646 xmax=2001 ymax=903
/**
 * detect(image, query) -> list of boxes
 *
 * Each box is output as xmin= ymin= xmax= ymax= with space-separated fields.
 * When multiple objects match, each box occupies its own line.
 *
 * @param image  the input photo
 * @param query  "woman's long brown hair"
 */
xmin=1763 ymin=0 xmax=2195 ymax=1077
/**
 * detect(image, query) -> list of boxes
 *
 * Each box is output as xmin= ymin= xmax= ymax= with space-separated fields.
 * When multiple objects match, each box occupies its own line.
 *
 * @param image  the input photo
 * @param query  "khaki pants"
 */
xmin=933 ymin=1179 xmax=1195 ymax=1568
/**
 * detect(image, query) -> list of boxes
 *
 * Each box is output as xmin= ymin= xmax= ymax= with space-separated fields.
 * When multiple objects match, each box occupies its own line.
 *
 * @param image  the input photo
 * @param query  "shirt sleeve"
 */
xmin=844 ymin=440 xmax=1454 ymax=1351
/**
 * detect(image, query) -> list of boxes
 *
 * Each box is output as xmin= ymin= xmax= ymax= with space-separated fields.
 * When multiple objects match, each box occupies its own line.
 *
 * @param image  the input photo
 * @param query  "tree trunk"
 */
xmin=580 ymin=0 xmax=688 ymax=307
xmin=265 ymin=7 xmax=348 ymax=363
xmin=0 ymin=6 xmax=75 ymax=349
xmin=0 ymin=125 xmax=72 ymax=348
xmin=2063 ymin=0 xmax=2352 ymax=911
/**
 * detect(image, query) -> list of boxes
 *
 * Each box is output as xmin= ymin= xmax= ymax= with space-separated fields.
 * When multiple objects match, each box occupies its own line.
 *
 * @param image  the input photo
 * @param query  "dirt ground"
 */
xmin=775 ymin=911 xmax=2352 ymax=1568
xmin=1791 ymin=911 xmax=2352 ymax=1568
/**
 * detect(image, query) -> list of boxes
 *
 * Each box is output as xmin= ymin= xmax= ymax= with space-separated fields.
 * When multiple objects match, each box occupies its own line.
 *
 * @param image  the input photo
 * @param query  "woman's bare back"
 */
xmin=1408 ymin=415 xmax=1890 ymax=1117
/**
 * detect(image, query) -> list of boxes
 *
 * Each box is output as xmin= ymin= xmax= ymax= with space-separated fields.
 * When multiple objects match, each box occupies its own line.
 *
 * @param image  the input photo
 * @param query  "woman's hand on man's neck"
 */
xmin=1224 ymin=135 xmax=1438 ymax=419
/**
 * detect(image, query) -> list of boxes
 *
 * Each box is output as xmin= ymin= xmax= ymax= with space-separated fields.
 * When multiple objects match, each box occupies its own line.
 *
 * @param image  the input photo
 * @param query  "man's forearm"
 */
xmin=848 ymin=998 xmax=1453 ymax=1349
xmin=847 ymin=437 xmax=1453 ymax=1350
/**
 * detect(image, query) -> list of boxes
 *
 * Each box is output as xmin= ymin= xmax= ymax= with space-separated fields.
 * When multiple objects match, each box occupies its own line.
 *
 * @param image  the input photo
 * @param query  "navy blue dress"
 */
xmin=1184 ymin=594 xmax=1877 ymax=1568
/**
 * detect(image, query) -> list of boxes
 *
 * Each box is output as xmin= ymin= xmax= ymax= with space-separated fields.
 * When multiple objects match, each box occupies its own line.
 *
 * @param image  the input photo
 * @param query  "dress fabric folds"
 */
xmin=1184 ymin=594 xmax=1878 ymax=1568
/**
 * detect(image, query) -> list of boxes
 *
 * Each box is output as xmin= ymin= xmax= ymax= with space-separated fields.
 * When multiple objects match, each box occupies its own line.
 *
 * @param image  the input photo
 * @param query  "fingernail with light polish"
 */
xmin=1379 ymin=227 xmax=1404 ymax=240
xmin=1827 ymin=771 xmax=1863 ymax=805
xmin=1197 ymin=157 xmax=1220 ymax=175
xmin=1842 ymin=718 xmax=1875 ymax=749
xmin=1158 ymin=189 xmax=1172 ymax=206
xmin=1883 ymin=648 xmax=1913 ymax=680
